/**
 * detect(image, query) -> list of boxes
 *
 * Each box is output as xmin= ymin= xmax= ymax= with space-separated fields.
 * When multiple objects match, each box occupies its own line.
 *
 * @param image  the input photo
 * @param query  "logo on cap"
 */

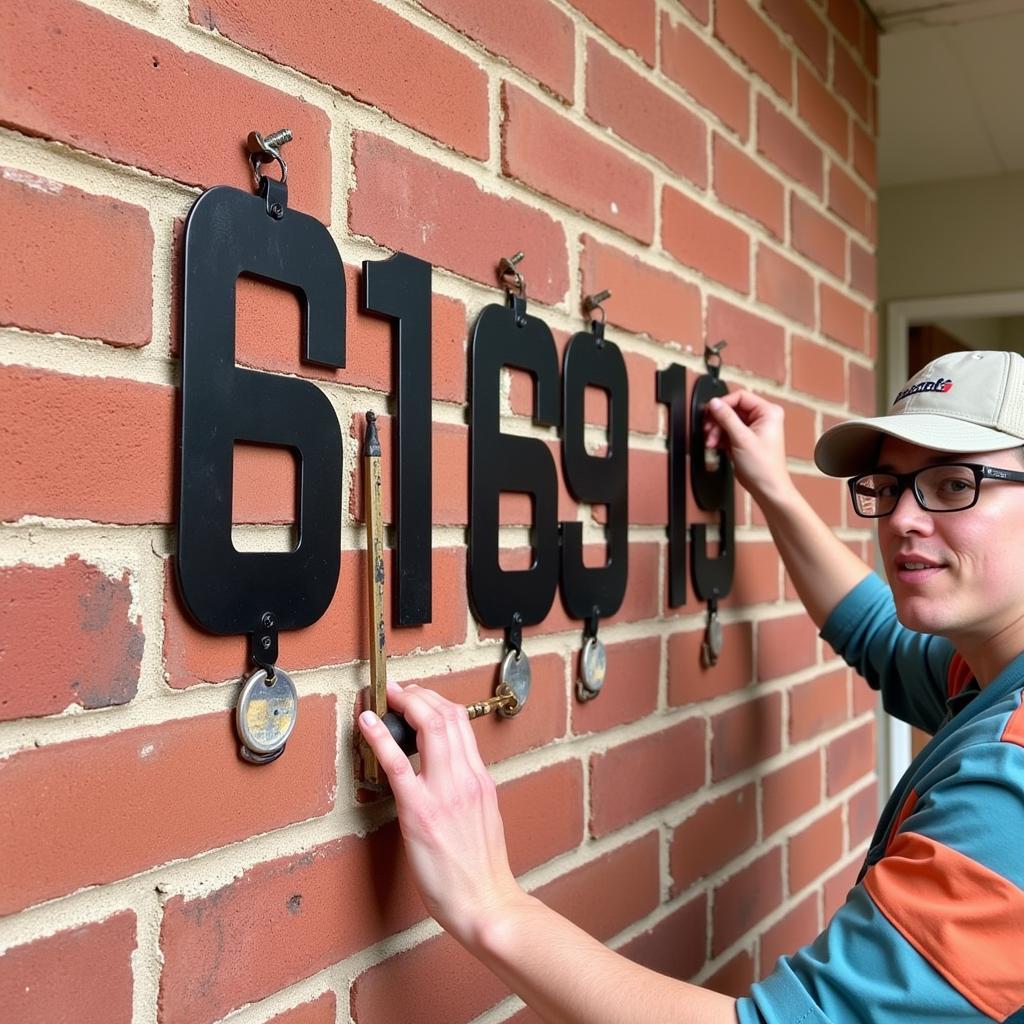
xmin=893 ymin=378 xmax=954 ymax=405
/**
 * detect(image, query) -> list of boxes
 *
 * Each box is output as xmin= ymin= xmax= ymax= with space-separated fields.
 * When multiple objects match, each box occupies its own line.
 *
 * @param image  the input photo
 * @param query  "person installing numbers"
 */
xmin=358 ymin=348 xmax=1024 ymax=1022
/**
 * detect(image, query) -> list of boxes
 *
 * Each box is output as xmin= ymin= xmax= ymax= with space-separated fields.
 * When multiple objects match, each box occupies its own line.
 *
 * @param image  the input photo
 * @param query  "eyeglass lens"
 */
xmin=853 ymin=465 xmax=978 ymax=516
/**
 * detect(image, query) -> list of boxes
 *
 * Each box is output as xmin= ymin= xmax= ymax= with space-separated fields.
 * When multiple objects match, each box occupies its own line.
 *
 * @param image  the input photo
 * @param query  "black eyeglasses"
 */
xmin=848 ymin=462 xmax=1024 ymax=518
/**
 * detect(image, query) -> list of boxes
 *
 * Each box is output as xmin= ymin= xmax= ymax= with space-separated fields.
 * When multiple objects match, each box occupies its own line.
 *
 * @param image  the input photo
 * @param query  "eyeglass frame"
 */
xmin=847 ymin=462 xmax=1024 ymax=519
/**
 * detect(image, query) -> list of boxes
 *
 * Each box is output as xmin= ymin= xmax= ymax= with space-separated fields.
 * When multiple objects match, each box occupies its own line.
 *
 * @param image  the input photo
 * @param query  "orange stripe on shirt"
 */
xmin=864 ymin=831 xmax=1024 ymax=1021
xmin=947 ymin=653 xmax=974 ymax=699
xmin=884 ymin=789 xmax=917 ymax=855
xmin=1001 ymin=693 xmax=1024 ymax=748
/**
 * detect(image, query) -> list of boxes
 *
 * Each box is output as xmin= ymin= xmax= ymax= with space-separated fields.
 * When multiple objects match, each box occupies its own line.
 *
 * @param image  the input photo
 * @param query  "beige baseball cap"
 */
xmin=814 ymin=349 xmax=1024 ymax=477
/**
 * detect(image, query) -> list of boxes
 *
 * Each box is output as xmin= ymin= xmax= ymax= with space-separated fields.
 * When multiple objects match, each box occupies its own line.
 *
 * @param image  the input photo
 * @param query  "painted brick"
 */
xmin=789 ymin=806 xmax=844 ymax=892
xmin=793 ymin=472 xmax=844 ymax=527
xmin=351 ymin=133 xmax=568 ymax=306
xmin=572 ymin=636 xmax=660 ymax=734
xmin=715 ymin=0 xmax=792 ymax=102
xmin=163 ymin=548 xmax=468 ymax=687
xmin=661 ymin=14 xmax=749 ymax=140
xmin=267 ymin=993 xmax=337 ymax=1024
xmin=821 ymin=283 xmax=867 ymax=351
xmin=668 ymin=621 xmax=754 ymax=705
xmin=620 ymin=892 xmax=707 ymax=981
xmin=848 ymin=780 xmax=879 ymax=847
xmin=797 ymin=63 xmax=849 ymax=157
xmin=790 ymin=667 xmax=849 ymax=743
xmin=662 ymin=186 xmax=749 ymax=293
xmin=829 ymin=163 xmax=872 ymax=238
xmin=0 ymin=169 xmax=152 ymax=346
xmin=826 ymin=719 xmax=875 ymax=796
xmin=711 ymin=693 xmax=783 ymax=783
xmin=849 ymin=359 xmax=876 ymax=415
xmin=705 ymin=948 xmax=755 ymax=997
xmin=777 ymin=396 xmax=817 ymax=461
xmin=580 ymin=234 xmax=701 ymax=347
xmin=833 ymin=39 xmax=870 ymax=124
xmin=670 ymin=783 xmax=757 ymax=891
xmin=570 ymin=0 xmax=656 ymax=64
xmin=1 ymin=696 xmax=335 ymax=917
xmin=791 ymin=335 xmax=845 ymax=404
xmin=0 ymin=0 xmax=331 ymax=219
xmin=712 ymin=846 xmax=783 ymax=955
xmin=503 ymin=81 xmax=654 ymax=242
xmin=1 ymin=366 xmax=175 ymax=524
xmin=534 ymin=832 xmax=661 ymax=939
xmin=828 ymin=0 xmax=862 ymax=49
xmin=757 ymin=96 xmax=824 ymax=197
xmin=587 ymin=40 xmax=707 ymax=186
xmin=0 ymin=912 xmax=135 ymax=1024
xmin=849 ymin=240 xmax=877 ymax=302
xmin=823 ymin=858 xmax=861 ymax=918
xmin=763 ymin=751 xmax=822 ymax=836
xmin=713 ymin=134 xmax=785 ymax=238
xmin=590 ymin=718 xmax=706 ymax=836
xmin=762 ymin=0 xmax=827 ymax=77
xmin=420 ymin=0 xmax=575 ymax=101
xmin=0 ymin=557 xmax=142 ymax=721
xmin=852 ymin=120 xmax=878 ymax=189
xmin=193 ymin=0 xmax=488 ymax=160
xmin=760 ymin=893 xmax=818 ymax=973
xmin=756 ymin=246 xmax=815 ymax=327
xmin=791 ymin=196 xmax=846 ymax=279
xmin=722 ymin=540 xmax=781 ymax=608
xmin=707 ymin=296 xmax=786 ymax=383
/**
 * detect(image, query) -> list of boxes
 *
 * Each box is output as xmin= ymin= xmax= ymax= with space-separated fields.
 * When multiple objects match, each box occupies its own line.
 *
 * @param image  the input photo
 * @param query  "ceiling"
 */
xmin=869 ymin=0 xmax=1024 ymax=186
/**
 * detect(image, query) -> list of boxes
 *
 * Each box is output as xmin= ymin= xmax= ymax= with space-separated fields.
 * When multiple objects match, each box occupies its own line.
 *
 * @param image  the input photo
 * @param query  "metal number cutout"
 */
xmin=656 ymin=363 xmax=688 ymax=608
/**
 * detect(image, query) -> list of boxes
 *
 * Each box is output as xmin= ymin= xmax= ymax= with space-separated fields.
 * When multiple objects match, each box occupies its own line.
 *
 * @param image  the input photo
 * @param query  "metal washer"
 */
xmin=579 ymin=636 xmax=607 ymax=697
xmin=236 ymin=667 xmax=298 ymax=756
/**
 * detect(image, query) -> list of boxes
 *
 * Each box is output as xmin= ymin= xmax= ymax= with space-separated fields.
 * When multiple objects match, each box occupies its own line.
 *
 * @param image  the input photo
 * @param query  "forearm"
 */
xmin=473 ymin=891 xmax=737 ymax=1024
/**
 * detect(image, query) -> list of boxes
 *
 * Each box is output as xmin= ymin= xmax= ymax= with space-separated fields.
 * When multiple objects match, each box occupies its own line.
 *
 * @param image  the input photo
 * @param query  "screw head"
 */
xmin=261 ymin=612 xmax=275 ymax=629
xmin=261 ymin=635 xmax=272 ymax=650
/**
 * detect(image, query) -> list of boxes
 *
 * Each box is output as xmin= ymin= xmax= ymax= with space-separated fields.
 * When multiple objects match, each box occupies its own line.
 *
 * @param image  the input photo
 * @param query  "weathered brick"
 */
xmin=828 ymin=0 xmax=862 ymax=49
xmin=351 ymin=133 xmax=568 ymax=305
xmin=668 ymin=621 xmax=754 ymax=705
xmin=826 ymin=719 xmax=875 ymax=796
xmin=706 ymin=948 xmax=755 ymax=997
xmin=662 ymin=186 xmax=749 ymax=293
xmin=570 ymin=0 xmax=656 ymax=64
xmin=266 ymin=993 xmax=337 ymax=1024
xmin=670 ymin=783 xmax=757 ymax=891
xmin=193 ymin=0 xmax=488 ymax=160
xmin=776 ymin=395 xmax=817 ymax=461
xmin=587 ymin=40 xmax=707 ymax=186
xmin=712 ymin=846 xmax=783 ymax=955
xmin=849 ymin=360 xmax=876 ymax=416
xmin=0 ymin=557 xmax=142 ymax=721
xmin=711 ymin=693 xmax=783 ymax=783
xmin=823 ymin=858 xmax=861 ymax=918
xmin=848 ymin=780 xmax=879 ymax=847
xmin=849 ymin=239 xmax=877 ymax=302
xmin=789 ymin=806 xmax=844 ymax=892
xmin=722 ymin=541 xmax=781 ymax=608
xmin=821 ymin=283 xmax=867 ymax=351
xmin=791 ymin=196 xmax=846 ymax=279
xmin=503 ymin=81 xmax=654 ymax=242
xmin=0 ymin=0 xmax=331 ymax=218
xmin=661 ymin=14 xmax=749 ymax=140
xmin=0 ymin=169 xmax=152 ymax=346
xmin=756 ymin=246 xmax=815 ymax=326
xmin=573 ymin=637 xmax=660 ymax=734
xmin=793 ymin=472 xmax=844 ymax=527
xmin=713 ymin=134 xmax=785 ymax=238
xmin=757 ymin=96 xmax=824 ymax=197
xmin=760 ymin=893 xmax=818 ymax=973
xmin=852 ymin=120 xmax=878 ymax=189
xmin=791 ymin=334 xmax=845 ymax=404
xmin=0 ymin=912 xmax=135 ymax=1024
xmin=797 ymin=63 xmax=849 ymax=157
xmin=762 ymin=0 xmax=827 ymax=77
xmin=833 ymin=38 xmax=870 ymax=123
xmin=790 ymin=667 xmax=849 ymax=743
xmin=763 ymin=751 xmax=822 ymax=836
xmin=715 ymin=0 xmax=792 ymax=102
xmin=590 ymin=718 xmax=706 ymax=836
xmin=620 ymin=892 xmax=707 ymax=981
xmin=829 ymin=163 xmax=872 ymax=238
xmin=1 ymin=696 xmax=336 ymax=916
xmin=707 ymin=296 xmax=786 ymax=383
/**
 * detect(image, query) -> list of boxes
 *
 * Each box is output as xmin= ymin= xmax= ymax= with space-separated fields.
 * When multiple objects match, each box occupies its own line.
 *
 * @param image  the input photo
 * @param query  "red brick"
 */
xmin=849 ymin=360 xmax=876 ymax=415
xmin=791 ymin=196 xmax=846 ymax=278
xmin=715 ymin=0 xmax=792 ymax=102
xmin=503 ymin=81 xmax=654 ymax=242
xmin=863 ymin=16 xmax=879 ymax=77
xmin=760 ymin=893 xmax=818 ymax=972
xmin=722 ymin=540 xmax=781 ymax=609
xmin=590 ymin=718 xmax=706 ymax=835
xmin=713 ymin=134 xmax=785 ymax=238
xmin=570 ymin=0 xmax=656 ymax=64
xmin=712 ymin=693 xmax=783 ymax=782
xmin=793 ymin=472 xmax=844 ymax=527
xmin=351 ymin=133 xmax=568 ymax=305
xmin=1 ymin=0 xmax=330 ymax=218
xmin=762 ymin=0 xmax=827 ymax=77
xmin=662 ymin=186 xmax=749 ymax=293
xmin=267 ymin=994 xmax=337 ymax=1024
xmin=580 ymin=234 xmax=701 ymax=346
xmin=707 ymin=296 xmax=786 ymax=383
xmin=194 ymin=0 xmax=487 ymax=160
xmin=661 ymin=14 xmax=749 ymax=140
xmin=535 ymin=832 xmax=661 ymax=939
xmin=0 ymin=912 xmax=135 ymax=1024
xmin=706 ymin=948 xmax=755 ymax=997
xmin=0 ymin=169 xmax=151 ymax=346
xmin=829 ymin=164 xmax=871 ymax=239
xmin=826 ymin=719 xmax=875 ymax=796
xmin=790 ymin=667 xmax=848 ymax=743
xmin=823 ymin=857 xmax=861 ymax=918
xmin=421 ymin=0 xmax=575 ymax=101
xmin=833 ymin=40 xmax=869 ymax=124
xmin=671 ymin=783 xmax=757 ymax=891
xmin=791 ymin=335 xmax=845 ymax=403
xmin=789 ymin=806 xmax=844 ymax=892
xmin=756 ymin=246 xmax=815 ymax=326
xmin=757 ymin=96 xmax=824 ymax=197
xmin=848 ymin=779 xmax=879 ymax=846
xmin=797 ymin=63 xmax=848 ymax=157
xmin=762 ymin=752 xmax=822 ymax=836
xmin=821 ymin=283 xmax=867 ymax=351
xmin=587 ymin=40 xmax=707 ymax=186
xmin=777 ymin=396 xmax=817 ymax=461
xmin=573 ymin=637 xmax=660 ymax=734
xmin=849 ymin=240 xmax=876 ymax=302
xmin=852 ymin=121 xmax=878 ymax=189
xmin=712 ymin=847 xmax=783 ymax=954
xmin=669 ymin=621 xmax=754 ymax=704
xmin=620 ymin=892 xmax=707 ymax=980
xmin=1 ymin=697 xmax=335 ymax=916
xmin=828 ymin=0 xmax=862 ymax=49
xmin=0 ymin=557 xmax=142 ymax=721
xmin=1 ymin=366 xmax=174 ymax=523
xmin=680 ymin=0 xmax=711 ymax=23
xmin=163 ymin=548 xmax=467 ymax=687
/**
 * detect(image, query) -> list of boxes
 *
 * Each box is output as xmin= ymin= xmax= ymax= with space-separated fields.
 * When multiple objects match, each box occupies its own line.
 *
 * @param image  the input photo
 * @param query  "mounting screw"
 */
xmin=262 ymin=612 xmax=276 ymax=629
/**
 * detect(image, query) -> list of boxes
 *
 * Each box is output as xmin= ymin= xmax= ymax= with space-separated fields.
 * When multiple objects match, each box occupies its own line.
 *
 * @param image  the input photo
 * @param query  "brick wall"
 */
xmin=0 ymin=0 xmax=879 ymax=1020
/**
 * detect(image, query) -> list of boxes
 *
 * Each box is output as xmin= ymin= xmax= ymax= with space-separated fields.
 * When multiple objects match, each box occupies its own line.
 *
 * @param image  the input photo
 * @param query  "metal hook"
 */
xmin=584 ymin=289 xmax=611 ymax=325
xmin=498 ymin=251 xmax=527 ymax=301
xmin=704 ymin=340 xmax=727 ymax=372
xmin=246 ymin=129 xmax=291 ymax=190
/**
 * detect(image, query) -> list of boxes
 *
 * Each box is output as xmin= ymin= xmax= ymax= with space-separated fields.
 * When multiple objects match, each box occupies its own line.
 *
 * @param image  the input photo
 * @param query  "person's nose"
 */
xmin=885 ymin=482 xmax=935 ymax=537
